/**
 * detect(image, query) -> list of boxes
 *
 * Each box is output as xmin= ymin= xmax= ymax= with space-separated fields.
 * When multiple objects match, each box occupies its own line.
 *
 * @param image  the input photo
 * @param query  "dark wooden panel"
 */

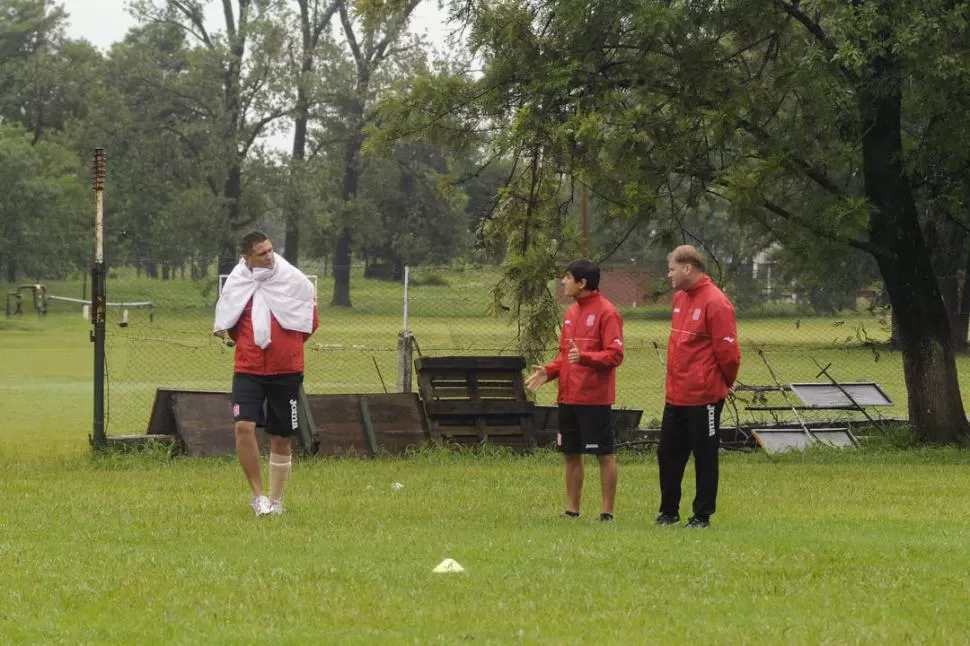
xmin=308 ymin=393 xmax=427 ymax=456
xmin=169 ymin=391 xmax=307 ymax=458
xmin=309 ymin=395 xmax=370 ymax=456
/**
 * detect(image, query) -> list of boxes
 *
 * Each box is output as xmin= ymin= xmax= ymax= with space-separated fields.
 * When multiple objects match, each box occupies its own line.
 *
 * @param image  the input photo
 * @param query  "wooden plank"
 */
xmin=433 ymin=421 xmax=532 ymax=437
xmin=439 ymin=433 xmax=532 ymax=450
xmin=415 ymin=356 xmax=526 ymax=371
xmin=427 ymin=386 xmax=521 ymax=399
xmin=425 ymin=399 xmax=533 ymax=416
xmin=425 ymin=370 xmax=523 ymax=383
xmin=358 ymin=396 xmax=379 ymax=455
xmin=296 ymin=385 xmax=317 ymax=452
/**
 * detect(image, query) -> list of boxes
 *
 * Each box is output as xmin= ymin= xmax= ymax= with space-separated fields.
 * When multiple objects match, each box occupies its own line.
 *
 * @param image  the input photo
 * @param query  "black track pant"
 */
xmin=657 ymin=400 xmax=724 ymax=519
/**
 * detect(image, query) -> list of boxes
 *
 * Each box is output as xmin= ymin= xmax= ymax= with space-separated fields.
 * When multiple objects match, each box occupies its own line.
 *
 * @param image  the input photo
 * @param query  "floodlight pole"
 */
xmin=91 ymin=148 xmax=107 ymax=449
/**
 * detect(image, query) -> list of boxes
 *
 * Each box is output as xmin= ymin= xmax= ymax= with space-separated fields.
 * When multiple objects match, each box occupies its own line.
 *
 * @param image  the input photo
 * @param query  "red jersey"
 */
xmin=545 ymin=291 xmax=624 ymax=405
xmin=665 ymin=275 xmax=740 ymax=406
xmin=228 ymin=299 xmax=319 ymax=375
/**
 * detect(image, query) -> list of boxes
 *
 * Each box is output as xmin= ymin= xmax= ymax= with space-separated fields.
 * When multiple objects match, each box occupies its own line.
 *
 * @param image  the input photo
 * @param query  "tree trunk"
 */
xmin=218 ymin=165 xmax=244 ymax=275
xmin=283 ymin=3 xmax=315 ymax=269
xmin=858 ymin=54 xmax=970 ymax=445
xmin=332 ymin=229 xmax=353 ymax=307
xmin=956 ymin=251 xmax=970 ymax=352
xmin=5 ymin=261 xmax=16 ymax=283
xmin=923 ymin=216 xmax=969 ymax=352
xmin=285 ymin=84 xmax=311 ymax=268
xmin=331 ymin=123 xmax=364 ymax=308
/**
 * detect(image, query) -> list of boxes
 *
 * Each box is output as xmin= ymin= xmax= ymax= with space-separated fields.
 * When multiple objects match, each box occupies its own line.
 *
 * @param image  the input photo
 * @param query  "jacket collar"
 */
xmin=575 ymin=291 xmax=601 ymax=306
xmin=685 ymin=274 xmax=712 ymax=294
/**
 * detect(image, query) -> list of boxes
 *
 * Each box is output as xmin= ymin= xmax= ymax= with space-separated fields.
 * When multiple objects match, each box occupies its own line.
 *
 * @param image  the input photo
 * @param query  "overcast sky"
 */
xmin=59 ymin=0 xmax=454 ymax=149
xmin=60 ymin=0 xmax=452 ymax=52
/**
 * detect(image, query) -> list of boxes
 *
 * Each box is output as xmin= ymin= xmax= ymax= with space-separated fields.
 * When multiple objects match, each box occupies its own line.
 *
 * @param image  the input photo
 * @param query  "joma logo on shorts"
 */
xmin=290 ymin=398 xmax=299 ymax=430
xmin=585 ymin=443 xmax=599 ymax=449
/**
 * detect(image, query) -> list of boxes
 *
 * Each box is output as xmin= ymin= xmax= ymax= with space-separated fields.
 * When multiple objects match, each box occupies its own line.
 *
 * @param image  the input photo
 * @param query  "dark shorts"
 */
xmin=231 ymin=372 xmax=303 ymax=438
xmin=557 ymin=404 xmax=615 ymax=455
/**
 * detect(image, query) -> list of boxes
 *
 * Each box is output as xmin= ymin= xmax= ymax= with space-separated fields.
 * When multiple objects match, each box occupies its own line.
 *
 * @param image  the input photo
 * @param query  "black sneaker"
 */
xmin=685 ymin=516 xmax=710 ymax=528
xmin=599 ymin=513 xmax=614 ymax=522
xmin=655 ymin=513 xmax=680 ymax=526
xmin=562 ymin=510 xmax=580 ymax=519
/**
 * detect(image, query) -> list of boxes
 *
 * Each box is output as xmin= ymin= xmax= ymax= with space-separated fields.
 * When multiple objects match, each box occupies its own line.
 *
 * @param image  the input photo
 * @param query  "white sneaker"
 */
xmin=268 ymin=499 xmax=285 ymax=516
xmin=251 ymin=495 xmax=272 ymax=517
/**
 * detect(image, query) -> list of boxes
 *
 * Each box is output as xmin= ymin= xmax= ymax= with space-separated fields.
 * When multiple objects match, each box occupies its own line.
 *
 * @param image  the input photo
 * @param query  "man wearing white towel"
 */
xmin=213 ymin=231 xmax=319 ymax=517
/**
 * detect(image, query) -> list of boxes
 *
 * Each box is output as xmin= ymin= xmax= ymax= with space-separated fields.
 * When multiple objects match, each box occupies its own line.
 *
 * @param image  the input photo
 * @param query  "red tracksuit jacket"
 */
xmin=228 ymin=299 xmax=320 ymax=375
xmin=666 ymin=275 xmax=740 ymax=406
xmin=545 ymin=291 xmax=624 ymax=405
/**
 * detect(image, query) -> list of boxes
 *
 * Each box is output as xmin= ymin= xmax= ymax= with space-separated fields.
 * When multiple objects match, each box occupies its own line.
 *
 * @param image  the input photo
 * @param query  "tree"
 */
xmin=356 ymin=140 xmax=471 ymax=276
xmin=0 ymin=124 xmax=87 ymax=281
xmin=131 ymin=0 xmax=291 ymax=273
xmin=387 ymin=0 xmax=970 ymax=443
xmin=282 ymin=0 xmax=340 ymax=267
xmin=330 ymin=0 xmax=423 ymax=307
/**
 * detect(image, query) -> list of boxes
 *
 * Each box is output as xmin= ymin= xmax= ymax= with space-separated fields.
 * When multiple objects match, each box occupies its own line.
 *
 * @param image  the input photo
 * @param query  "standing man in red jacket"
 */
xmin=526 ymin=259 xmax=625 ymax=521
xmin=213 ymin=231 xmax=319 ymax=517
xmin=657 ymin=245 xmax=740 ymax=528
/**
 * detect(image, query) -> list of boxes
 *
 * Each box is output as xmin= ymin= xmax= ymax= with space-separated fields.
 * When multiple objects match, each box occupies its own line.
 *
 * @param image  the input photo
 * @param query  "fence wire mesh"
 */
xmin=14 ymin=261 xmax=970 ymax=436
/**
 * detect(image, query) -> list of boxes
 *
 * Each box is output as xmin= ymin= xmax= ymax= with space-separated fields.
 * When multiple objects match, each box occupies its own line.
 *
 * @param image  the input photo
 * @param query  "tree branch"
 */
xmin=338 ymin=1 xmax=365 ymax=69
xmin=170 ymin=0 xmax=214 ymax=48
xmin=771 ymin=0 xmax=858 ymax=83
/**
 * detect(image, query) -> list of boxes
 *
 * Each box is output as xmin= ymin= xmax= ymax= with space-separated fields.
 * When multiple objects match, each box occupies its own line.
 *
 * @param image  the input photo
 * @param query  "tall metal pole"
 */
xmin=91 ymin=148 xmax=107 ymax=448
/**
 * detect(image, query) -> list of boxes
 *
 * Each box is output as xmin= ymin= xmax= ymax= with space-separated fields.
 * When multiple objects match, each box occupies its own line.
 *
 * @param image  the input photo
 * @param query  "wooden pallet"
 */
xmin=415 ymin=355 xmax=535 ymax=450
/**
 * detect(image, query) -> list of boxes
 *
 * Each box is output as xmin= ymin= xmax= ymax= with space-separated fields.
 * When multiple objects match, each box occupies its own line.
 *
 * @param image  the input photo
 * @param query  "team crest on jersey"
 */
xmin=692 ymin=308 xmax=702 ymax=321
xmin=586 ymin=314 xmax=596 ymax=327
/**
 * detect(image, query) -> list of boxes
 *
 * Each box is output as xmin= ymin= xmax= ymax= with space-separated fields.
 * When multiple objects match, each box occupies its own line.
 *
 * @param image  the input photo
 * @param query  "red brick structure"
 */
xmin=555 ymin=266 xmax=668 ymax=307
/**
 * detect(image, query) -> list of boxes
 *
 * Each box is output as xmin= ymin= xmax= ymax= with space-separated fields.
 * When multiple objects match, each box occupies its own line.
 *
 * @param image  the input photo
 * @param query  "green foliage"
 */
xmin=0 ymin=124 xmax=88 ymax=280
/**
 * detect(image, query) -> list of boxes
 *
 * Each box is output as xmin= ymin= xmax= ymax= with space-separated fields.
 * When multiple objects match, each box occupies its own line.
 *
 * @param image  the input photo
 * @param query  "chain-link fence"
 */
xmin=14 ymin=261 xmax=970 ymax=436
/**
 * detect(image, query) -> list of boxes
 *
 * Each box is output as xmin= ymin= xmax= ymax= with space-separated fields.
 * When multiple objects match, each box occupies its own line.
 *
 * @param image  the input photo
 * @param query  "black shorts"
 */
xmin=557 ymin=404 xmax=615 ymax=455
xmin=231 ymin=372 xmax=303 ymax=438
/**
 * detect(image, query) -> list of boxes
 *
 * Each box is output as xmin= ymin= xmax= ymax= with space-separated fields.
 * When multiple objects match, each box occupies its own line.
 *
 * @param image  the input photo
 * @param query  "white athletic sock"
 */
xmin=268 ymin=453 xmax=292 ymax=503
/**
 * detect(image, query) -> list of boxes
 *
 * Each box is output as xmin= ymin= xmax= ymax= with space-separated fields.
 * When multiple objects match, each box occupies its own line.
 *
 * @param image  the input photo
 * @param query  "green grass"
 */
xmin=2 ymin=448 xmax=970 ymax=643
xmin=5 ymin=272 xmax=970 ymax=642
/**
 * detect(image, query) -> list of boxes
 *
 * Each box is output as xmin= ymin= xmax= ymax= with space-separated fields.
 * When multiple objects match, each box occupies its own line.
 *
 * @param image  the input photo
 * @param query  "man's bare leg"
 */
xmin=598 ymin=453 xmax=617 ymax=516
xmin=268 ymin=436 xmax=293 ymax=508
xmin=564 ymin=455 xmax=584 ymax=514
xmin=234 ymin=421 xmax=263 ymax=496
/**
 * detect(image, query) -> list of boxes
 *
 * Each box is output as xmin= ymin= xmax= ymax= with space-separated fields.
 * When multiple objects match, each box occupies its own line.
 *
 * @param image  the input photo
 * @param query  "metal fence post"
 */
xmin=91 ymin=148 xmax=107 ymax=449
xmin=396 ymin=266 xmax=413 ymax=393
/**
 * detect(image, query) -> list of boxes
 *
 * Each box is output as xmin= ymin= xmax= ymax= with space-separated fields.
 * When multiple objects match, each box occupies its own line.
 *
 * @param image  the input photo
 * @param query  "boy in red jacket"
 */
xmin=658 ymin=245 xmax=740 ymax=528
xmin=526 ymin=259 xmax=624 ymax=521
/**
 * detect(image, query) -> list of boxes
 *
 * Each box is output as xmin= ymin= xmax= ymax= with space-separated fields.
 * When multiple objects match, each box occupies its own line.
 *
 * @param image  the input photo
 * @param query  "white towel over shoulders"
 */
xmin=213 ymin=253 xmax=315 ymax=349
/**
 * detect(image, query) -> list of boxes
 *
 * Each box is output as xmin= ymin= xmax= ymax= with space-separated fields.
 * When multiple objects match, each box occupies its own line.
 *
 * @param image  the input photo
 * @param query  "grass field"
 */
xmin=2 ymin=448 xmax=970 ymax=643
xmin=4 ymin=270 xmax=970 ymax=642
